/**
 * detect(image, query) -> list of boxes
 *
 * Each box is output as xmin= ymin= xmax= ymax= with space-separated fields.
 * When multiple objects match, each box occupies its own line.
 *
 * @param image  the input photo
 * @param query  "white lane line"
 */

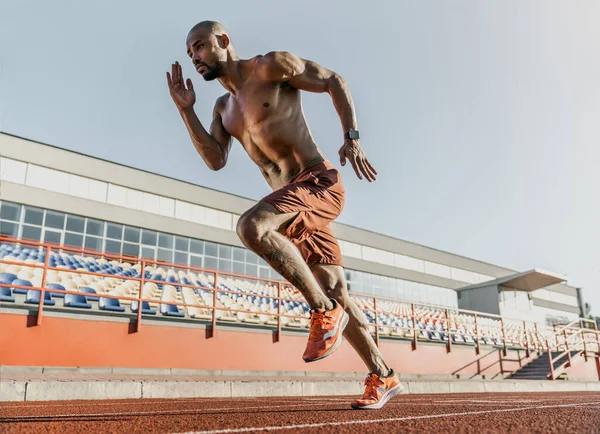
xmin=177 ymin=401 xmax=600 ymax=434
xmin=1 ymin=401 xmax=350 ymax=420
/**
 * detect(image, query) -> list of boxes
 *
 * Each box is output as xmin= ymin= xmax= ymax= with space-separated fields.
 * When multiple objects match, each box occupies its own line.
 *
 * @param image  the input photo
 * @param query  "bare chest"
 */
xmin=220 ymin=80 xmax=297 ymax=140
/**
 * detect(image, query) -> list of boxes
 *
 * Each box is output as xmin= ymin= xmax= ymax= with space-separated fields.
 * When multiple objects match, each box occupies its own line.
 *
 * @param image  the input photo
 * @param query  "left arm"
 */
xmin=256 ymin=51 xmax=377 ymax=182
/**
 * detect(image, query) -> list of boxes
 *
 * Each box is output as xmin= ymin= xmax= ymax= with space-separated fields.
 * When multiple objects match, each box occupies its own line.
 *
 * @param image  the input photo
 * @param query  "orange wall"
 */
xmin=1 ymin=312 xmax=597 ymax=379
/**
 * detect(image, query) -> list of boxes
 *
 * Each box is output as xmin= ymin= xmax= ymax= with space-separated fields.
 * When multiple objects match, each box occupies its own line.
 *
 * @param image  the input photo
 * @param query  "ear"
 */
xmin=218 ymin=33 xmax=230 ymax=49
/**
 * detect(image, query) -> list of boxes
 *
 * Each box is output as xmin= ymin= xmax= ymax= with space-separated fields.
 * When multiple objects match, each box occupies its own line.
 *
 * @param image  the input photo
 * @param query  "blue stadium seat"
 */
xmin=99 ymin=297 xmax=125 ymax=312
xmin=47 ymin=283 xmax=66 ymax=298
xmin=160 ymin=303 xmax=185 ymax=317
xmin=11 ymin=278 xmax=33 ymax=295
xmin=26 ymin=289 xmax=55 ymax=306
xmin=131 ymin=300 xmax=157 ymax=315
xmin=64 ymin=293 xmax=92 ymax=309
xmin=79 ymin=287 xmax=99 ymax=301
xmin=0 ymin=286 xmax=15 ymax=302
xmin=0 ymin=273 xmax=18 ymax=285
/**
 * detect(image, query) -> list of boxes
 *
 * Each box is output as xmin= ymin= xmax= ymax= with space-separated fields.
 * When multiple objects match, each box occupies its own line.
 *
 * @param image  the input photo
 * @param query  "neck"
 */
xmin=217 ymin=51 xmax=245 ymax=95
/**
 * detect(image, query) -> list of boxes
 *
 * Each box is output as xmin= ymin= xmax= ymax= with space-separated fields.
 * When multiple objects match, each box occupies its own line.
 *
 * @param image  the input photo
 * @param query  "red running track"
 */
xmin=2 ymin=392 xmax=600 ymax=433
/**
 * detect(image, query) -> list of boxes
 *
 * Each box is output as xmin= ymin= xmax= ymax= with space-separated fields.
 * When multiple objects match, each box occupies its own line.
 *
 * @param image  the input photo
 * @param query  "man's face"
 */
xmin=186 ymin=28 xmax=223 ymax=81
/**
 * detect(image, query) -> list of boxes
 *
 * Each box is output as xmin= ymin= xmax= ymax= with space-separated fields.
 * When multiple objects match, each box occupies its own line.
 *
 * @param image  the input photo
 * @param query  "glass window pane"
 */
xmin=259 ymin=267 xmax=270 ymax=279
xmin=218 ymin=258 xmax=232 ymax=272
xmin=245 ymin=250 xmax=258 ymax=264
xmin=157 ymin=248 xmax=173 ymax=262
xmin=233 ymin=261 xmax=245 ymax=275
xmin=246 ymin=264 xmax=257 ymax=277
xmin=141 ymin=247 xmax=155 ymax=259
xmin=86 ymin=219 xmax=104 ymax=237
xmin=124 ymin=226 xmax=140 ymax=243
xmin=122 ymin=243 xmax=139 ymax=257
xmin=64 ymin=232 xmax=83 ymax=248
xmin=190 ymin=255 xmax=203 ymax=268
xmin=45 ymin=211 xmax=65 ymax=230
xmin=175 ymin=236 xmax=189 ymax=252
xmin=158 ymin=233 xmax=173 ymax=249
xmin=105 ymin=239 xmax=121 ymax=254
xmin=22 ymin=225 xmax=42 ymax=241
xmin=0 ymin=221 xmax=18 ymax=237
xmin=205 ymin=242 xmax=218 ymax=257
xmin=141 ymin=229 xmax=158 ymax=246
xmin=66 ymin=215 xmax=85 ymax=233
xmin=204 ymin=256 xmax=217 ymax=270
xmin=43 ymin=230 xmax=62 ymax=245
xmin=218 ymin=244 xmax=232 ymax=259
xmin=24 ymin=206 xmax=43 ymax=225
xmin=0 ymin=202 xmax=21 ymax=221
xmin=258 ymin=256 xmax=268 ymax=267
xmin=106 ymin=222 xmax=123 ymax=240
xmin=190 ymin=239 xmax=204 ymax=254
xmin=233 ymin=247 xmax=246 ymax=262
xmin=85 ymin=236 xmax=103 ymax=251
xmin=174 ymin=251 xmax=188 ymax=265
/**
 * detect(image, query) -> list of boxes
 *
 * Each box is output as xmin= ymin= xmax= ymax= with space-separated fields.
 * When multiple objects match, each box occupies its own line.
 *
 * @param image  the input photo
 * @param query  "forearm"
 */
xmin=179 ymin=107 xmax=226 ymax=170
xmin=328 ymin=74 xmax=358 ymax=135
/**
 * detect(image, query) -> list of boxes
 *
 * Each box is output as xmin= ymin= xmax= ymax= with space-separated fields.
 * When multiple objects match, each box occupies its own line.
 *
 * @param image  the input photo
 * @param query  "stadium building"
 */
xmin=0 ymin=132 xmax=585 ymax=327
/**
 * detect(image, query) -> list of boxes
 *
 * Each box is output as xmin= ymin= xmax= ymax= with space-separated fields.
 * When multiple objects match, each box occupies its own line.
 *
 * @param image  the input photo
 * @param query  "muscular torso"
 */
xmin=217 ymin=58 xmax=325 ymax=191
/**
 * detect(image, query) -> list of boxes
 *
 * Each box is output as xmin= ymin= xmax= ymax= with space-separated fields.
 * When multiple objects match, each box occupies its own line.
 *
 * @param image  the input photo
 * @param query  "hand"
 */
xmin=338 ymin=139 xmax=378 ymax=182
xmin=166 ymin=61 xmax=196 ymax=111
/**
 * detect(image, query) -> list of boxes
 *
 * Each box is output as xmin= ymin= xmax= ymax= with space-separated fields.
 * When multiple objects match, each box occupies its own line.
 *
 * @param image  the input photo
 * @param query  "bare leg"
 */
xmin=236 ymin=201 xmax=333 ymax=310
xmin=312 ymin=263 xmax=390 ymax=377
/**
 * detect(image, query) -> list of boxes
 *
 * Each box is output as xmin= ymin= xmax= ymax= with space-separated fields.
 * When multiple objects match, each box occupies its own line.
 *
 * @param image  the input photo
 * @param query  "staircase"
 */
xmin=509 ymin=351 xmax=581 ymax=380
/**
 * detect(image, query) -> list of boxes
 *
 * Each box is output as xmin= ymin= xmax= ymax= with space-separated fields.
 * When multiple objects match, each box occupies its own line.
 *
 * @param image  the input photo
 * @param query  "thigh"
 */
xmin=239 ymin=201 xmax=299 ymax=236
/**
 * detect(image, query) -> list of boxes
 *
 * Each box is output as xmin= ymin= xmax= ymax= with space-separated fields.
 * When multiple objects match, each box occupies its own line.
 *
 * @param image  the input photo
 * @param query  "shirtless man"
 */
xmin=167 ymin=20 xmax=401 ymax=409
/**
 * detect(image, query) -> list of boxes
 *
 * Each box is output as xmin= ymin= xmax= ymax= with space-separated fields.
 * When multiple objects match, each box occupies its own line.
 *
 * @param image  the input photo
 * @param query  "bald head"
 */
xmin=188 ymin=20 xmax=228 ymax=38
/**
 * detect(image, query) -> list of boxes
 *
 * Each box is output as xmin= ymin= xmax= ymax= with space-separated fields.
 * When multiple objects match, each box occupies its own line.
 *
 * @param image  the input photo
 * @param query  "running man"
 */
xmin=167 ymin=20 xmax=401 ymax=409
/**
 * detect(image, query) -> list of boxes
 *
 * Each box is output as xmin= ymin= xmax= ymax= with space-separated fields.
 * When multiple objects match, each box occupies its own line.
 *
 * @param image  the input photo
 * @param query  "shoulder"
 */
xmin=254 ymin=51 xmax=303 ymax=80
xmin=213 ymin=93 xmax=230 ymax=114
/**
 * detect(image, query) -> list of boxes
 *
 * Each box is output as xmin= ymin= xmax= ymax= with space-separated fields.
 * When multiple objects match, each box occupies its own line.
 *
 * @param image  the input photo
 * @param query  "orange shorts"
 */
xmin=262 ymin=160 xmax=345 ymax=267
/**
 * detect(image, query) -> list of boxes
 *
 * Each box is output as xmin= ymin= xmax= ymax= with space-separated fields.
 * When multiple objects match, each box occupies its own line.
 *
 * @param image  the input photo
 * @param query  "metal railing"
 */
xmin=0 ymin=235 xmax=594 ymax=367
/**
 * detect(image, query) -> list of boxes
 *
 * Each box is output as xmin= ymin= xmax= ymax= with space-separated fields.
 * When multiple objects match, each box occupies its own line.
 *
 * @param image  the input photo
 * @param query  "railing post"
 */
xmin=564 ymin=329 xmax=572 ymax=367
xmin=211 ymin=272 xmax=218 ymax=338
xmin=36 ymin=246 xmax=52 ymax=326
xmin=523 ymin=321 xmax=530 ymax=358
xmin=276 ymin=282 xmax=281 ymax=343
xmin=474 ymin=313 xmax=480 ymax=355
xmin=534 ymin=323 xmax=540 ymax=350
xmin=596 ymin=353 xmax=600 ymax=381
xmin=445 ymin=308 xmax=451 ymax=353
xmin=411 ymin=303 xmax=417 ymax=351
xmin=547 ymin=340 xmax=555 ymax=380
xmin=582 ymin=330 xmax=588 ymax=362
xmin=501 ymin=318 xmax=507 ymax=357
xmin=135 ymin=260 xmax=146 ymax=332
xmin=373 ymin=297 xmax=379 ymax=347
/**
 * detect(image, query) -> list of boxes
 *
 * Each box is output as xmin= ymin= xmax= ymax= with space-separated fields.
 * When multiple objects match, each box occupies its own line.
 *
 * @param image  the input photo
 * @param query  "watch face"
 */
xmin=348 ymin=131 xmax=359 ymax=139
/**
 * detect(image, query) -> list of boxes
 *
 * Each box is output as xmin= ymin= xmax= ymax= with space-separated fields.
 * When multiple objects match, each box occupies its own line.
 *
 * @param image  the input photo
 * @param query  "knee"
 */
xmin=236 ymin=208 xmax=266 ymax=248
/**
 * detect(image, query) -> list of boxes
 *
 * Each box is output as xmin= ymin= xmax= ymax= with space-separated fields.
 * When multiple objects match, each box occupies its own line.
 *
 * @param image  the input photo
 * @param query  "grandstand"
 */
xmin=1 ymin=132 xmax=598 ymax=383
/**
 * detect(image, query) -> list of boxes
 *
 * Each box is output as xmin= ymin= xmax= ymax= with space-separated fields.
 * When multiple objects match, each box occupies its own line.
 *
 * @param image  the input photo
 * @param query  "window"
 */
xmin=66 ymin=215 xmax=85 ymax=233
xmin=86 ymin=219 xmax=104 ymax=236
xmin=22 ymin=225 xmax=42 ymax=241
xmin=122 ymin=243 xmax=139 ymax=257
xmin=157 ymin=248 xmax=173 ymax=262
xmin=124 ymin=226 xmax=140 ymax=243
xmin=45 ymin=211 xmax=65 ymax=229
xmin=43 ymin=230 xmax=62 ymax=245
xmin=24 ymin=206 xmax=43 ymax=225
xmin=233 ymin=247 xmax=246 ymax=262
xmin=259 ymin=267 xmax=270 ymax=279
xmin=158 ymin=233 xmax=173 ymax=249
xmin=175 ymin=236 xmax=189 ymax=252
xmin=245 ymin=250 xmax=258 ymax=264
xmin=190 ymin=239 xmax=204 ymax=254
xmin=141 ymin=230 xmax=158 ymax=246
xmin=105 ymin=239 xmax=121 ymax=254
xmin=0 ymin=202 xmax=21 ymax=221
xmin=174 ymin=251 xmax=188 ymax=265
xmin=85 ymin=236 xmax=103 ymax=251
xmin=0 ymin=222 xmax=18 ymax=237
xmin=218 ymin=244 xmax=232 ymax=259
xmin=141 ymin=246 xmax=156 ymax=260
xmin=233 ymin=261 xmax=245 ymax=275
xmin=218 ymin=258 xmax=232 ymax=272
xmin=204 ymin=256 xmax=217 ymax=270
xmin=64 ymin=233 xmax=83 ymax=248
xmin=246 ymin=263 xmax=257 ymax=277
xmin=190 ymin=255 xmax=203 ymax=268
xmin=205 ymin=242 xmax=218 ymax=257
xmin=106 ymin=223 xmax=123 ymax=240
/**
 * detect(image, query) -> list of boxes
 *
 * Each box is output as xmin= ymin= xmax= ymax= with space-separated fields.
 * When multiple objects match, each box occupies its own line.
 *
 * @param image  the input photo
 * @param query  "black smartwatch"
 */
xmin=344 ymin=130 xmax=360 ymax=140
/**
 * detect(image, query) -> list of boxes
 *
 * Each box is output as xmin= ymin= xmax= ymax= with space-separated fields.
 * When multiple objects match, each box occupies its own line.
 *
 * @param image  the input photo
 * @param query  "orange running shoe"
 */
xmin=351 ymin=369 xmax=403 ymax=410
xmin=302 ymin=298 xmax=349 ymax=362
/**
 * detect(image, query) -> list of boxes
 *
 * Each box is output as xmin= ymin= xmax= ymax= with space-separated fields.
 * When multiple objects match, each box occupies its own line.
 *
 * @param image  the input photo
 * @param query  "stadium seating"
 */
xmin=0 ymin=242 xmax=580 ymax=353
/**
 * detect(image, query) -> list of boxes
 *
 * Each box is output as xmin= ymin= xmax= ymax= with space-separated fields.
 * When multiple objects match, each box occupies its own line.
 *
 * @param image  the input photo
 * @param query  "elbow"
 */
xmin=327 ymin=73 xmax=347 ymax=95
xmin=207 ymin=157 xmax=226 ymax=171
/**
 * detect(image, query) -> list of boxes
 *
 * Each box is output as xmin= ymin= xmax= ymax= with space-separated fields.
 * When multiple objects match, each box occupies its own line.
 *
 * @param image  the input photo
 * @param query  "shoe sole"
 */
xmin=350 ymin=383 xmax=404 ymax=410
xmin=303 ymin=310 xmax=349 ymax=363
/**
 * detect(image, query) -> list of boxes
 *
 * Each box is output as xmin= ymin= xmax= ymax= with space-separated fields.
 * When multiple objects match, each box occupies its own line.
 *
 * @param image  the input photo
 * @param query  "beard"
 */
xmin=201 ymin=63 xmax=222 ymax=81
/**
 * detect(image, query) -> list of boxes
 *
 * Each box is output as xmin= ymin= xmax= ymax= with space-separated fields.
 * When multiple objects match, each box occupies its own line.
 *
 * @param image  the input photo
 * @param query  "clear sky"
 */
xmin=1 ymin=1 xmax=598 ymax=315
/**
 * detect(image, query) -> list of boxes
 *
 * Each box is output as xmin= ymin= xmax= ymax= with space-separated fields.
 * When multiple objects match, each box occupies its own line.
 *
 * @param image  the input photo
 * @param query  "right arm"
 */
xmin=167 ymin=61 xmax=232 ymax=171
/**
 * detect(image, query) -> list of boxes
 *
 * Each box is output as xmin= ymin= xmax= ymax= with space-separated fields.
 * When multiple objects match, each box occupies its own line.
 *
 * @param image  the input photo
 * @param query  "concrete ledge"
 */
xmin=2 ymin=378 xmax=599 ymax=402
